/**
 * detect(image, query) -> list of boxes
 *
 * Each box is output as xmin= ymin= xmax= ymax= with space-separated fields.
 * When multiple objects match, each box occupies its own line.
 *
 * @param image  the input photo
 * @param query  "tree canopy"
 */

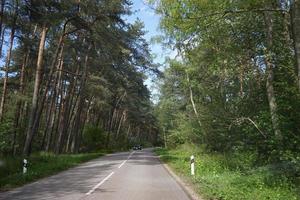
xmin=152 ymin=0 xmax=300 ymax=163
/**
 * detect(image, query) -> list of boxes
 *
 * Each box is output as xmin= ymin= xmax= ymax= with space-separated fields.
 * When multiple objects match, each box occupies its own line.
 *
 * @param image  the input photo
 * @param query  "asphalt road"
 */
xmin=0 ymin=148 xmax=191 ymax=200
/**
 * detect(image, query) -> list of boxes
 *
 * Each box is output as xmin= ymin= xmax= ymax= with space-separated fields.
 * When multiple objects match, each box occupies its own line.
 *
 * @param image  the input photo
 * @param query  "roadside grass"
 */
xmin=0 ymin=152 xmax=105 ymax=191
xmin=155 ymin=145 xmax=300 ymax=200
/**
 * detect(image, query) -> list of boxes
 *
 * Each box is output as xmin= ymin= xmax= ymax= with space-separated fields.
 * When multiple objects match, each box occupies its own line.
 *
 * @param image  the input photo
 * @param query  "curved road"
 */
xmin=0 ymin=149 xmax=190 ymax=200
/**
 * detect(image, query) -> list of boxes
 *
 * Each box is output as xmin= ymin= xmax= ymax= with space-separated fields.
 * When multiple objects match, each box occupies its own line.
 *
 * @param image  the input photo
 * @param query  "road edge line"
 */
xmin=157 ymin=156 xmax=203 ymax=200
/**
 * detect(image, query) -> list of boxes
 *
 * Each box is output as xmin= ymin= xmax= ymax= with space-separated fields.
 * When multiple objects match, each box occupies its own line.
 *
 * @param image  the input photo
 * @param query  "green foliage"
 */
xmin=155 ymin=145 xmax=300 ymax=200
xmin=0 ymin=120 xmax=14 ymax=155
xmin=153 ymin=0 xmax=300 ymax=162
xmin=152 ymin=0 xmax=300 ymax=198
xmin=82 ymin=125 xmax=106 ymax=152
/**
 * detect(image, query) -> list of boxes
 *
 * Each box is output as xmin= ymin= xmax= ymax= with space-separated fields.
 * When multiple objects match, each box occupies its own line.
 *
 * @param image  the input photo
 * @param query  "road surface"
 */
xmin=0 ymin=148 xmax=191 ymax=200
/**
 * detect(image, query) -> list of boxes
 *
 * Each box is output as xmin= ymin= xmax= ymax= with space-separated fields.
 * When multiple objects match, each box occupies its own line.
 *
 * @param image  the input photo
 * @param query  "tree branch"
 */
xmin=163 ymin=8 xmax=287 ymax=20
xmin=230 ymin=117 xmax=267 ymax=138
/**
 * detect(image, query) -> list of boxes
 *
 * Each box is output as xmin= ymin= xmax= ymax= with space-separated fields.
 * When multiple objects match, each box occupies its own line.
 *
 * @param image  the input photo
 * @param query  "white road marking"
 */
xmin=86 ymin=151 xmax=135 ymax=195
xmin=86 ymin=172 xmax=114 ymax=195
xmin=118 ymin=160 xmax=127 ymax=169
xmin=118 ymin=151 xmax=135 ymax=169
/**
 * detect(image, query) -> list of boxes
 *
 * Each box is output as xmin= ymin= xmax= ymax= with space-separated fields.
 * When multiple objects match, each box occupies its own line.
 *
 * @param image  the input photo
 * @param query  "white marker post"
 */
xmin=190 ymin=155 xmax=195 ymax=176
xmin=23 ymin=159 xmax=28 ymax=174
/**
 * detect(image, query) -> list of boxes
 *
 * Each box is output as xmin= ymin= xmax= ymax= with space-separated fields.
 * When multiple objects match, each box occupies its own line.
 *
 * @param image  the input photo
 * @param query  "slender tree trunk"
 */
xmin=12 ymin=52 xmax=29 ymax=154
xmin=23 ymin=25 xmax=48 ymax=156
xmin=264 ymin=11 xmax=282 ymax=139
xmin=0 ymin=27 xmax=5 ymax=59
xmin=45 ymin=100 xmax=56 ymax=152
xmin=186 ymin=72 xmax=202 ymax=127
xmin=41 ymin=86 xmax=55 ymax=150
xmin=0 ymin=0 xmax=5 ymax=59
xmin=71 ymin=93 xmax=85 ymax=153
xmin=66 ymin=89 xmax=80 ymax=153
xmin=106 ymin=107 xmax=117 ymax=148
xmin=291 ymin=0 xmax=300 ymax=92
xmin=72 ymin=45 xmax=91 ymax=153
xmin=64 ymin=66 xmax=80 ymax=153
xmin=66 ymin=78 xmax=82 ymax=152
xmin=116 ymin=110 xmax=125 ymax=140
xmin=113 ymin=110 xmax=121 ymax=131
xmin=61 ymin=77 xmax=78 ymax=153
xmin=126 ymin=124 xmax=131 ymax=138
xmin=54 ymin=47 xmax=67 ymax=154
xmin=45 ymin=58 xmax=64 ymax=152
xmin=0 ymin=26 xmax=15 ymax=120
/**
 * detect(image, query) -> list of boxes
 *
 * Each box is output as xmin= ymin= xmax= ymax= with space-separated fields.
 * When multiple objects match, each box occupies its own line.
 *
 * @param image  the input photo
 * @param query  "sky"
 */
xmin=124 ymin=0 xmax=175 ymax=102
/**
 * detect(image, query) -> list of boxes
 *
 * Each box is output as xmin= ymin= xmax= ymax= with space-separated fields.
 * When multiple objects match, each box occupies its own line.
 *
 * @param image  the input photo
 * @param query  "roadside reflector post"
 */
xmin=23 ymin=159 xmax=28 ymax=174
xmin=190 ymin=155 xmax=195 ymax=176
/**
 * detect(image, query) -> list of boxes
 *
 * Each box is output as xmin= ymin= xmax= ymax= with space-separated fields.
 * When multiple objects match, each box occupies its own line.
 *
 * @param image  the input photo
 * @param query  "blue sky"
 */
xmin=124 ymin=0 xmax=175 ymax=101
xmin=125 ymin=0 xmax=164 ymax=62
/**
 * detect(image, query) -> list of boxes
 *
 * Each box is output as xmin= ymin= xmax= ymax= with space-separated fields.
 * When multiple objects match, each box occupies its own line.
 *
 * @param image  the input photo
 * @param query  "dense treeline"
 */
xmin=0 ymin=0 xmax=159 ymax=156
xmin=153 ymin=0 xmax=300 ymax=164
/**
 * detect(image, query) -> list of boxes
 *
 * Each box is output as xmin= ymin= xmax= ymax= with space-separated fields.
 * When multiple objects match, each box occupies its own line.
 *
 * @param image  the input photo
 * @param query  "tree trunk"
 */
xmin=105 ymin=94 xmax=125 ymax=148
xmin=0 ymin=0 xmax=5 ymax=59
xmin=64 ymin=66 xmax=80 ymax=153
xmin=116 ymin=110 xmax=125 ymax=140
xmin=0 ymin=26 xmax=15 ymax=120
xmin=12 ymin=52 xmax=29 ymax=154
xmin=71 ymin=92 xmax=85 ymax=153
xmin=186 ymin=72 xmax=202 ymax=127
xmin=54 ymin=48 xmax=67 ymax=154
xmin=291 ymin=0 xmax=300 ymax=92
xmin=45 ymin=99 xmax=56 ymax=152
xmin=71 ymin=44 xmax=91 ymax=153
xmin=0 ymin=27 xmax=5 ymax=59
xmin=264 ymin=11 xmax=282 ymax=139
xmin=45 ymin=60 xmax=64 ymax=151
xmin=23 ymin=25 xmax=48 ymax=156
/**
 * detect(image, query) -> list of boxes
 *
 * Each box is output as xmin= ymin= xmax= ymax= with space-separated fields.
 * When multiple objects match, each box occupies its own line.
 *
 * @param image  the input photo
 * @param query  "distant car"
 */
xmin=133 ymin=145 xmax=142 ymax=150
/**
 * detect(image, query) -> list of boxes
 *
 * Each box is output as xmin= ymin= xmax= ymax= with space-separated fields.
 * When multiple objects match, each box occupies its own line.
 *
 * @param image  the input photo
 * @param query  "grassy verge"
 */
xmin=155 ymin=145 xmax=300 ymax=200
xmin=0 ymin=151 xmax=105 ymax=191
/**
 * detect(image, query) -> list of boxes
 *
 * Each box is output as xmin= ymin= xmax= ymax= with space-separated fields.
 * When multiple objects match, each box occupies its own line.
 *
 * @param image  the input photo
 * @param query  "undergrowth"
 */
xmin=0 ymin=152 xmax=104 ymax=191
xmin=155 ymin=144 xmax=300 ymax=200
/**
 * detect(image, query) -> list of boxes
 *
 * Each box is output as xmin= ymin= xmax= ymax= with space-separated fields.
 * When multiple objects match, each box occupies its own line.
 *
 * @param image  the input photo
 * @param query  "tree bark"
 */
xmin=0 ymin=27 xmax=5 ymax=59
xmin=264 ymin=11 xmax=282 ymax=139
xmin=65 ymin=65 xmax=80 ymax=153
xmin=12 ymin=51 xmax=29 ymax=154
xmin=186 ymin=72 xmax=202 ymax=127
xmin=45 ymin=98 xmax=56 ymax=152
xmin=45 ymin=53 xmax=65 ymax=151
xmin=23 ymin=25 xmax=48 ymax=156
xmin=116 ymin=110 xmax=126 ymax=140
xmin=0 ymin=0 xmax=5 ymax=59
xmin=71 ymin=44 xmax=91 ymax=153
xmin=54 ymin=47 xmax=68 ymax=154
xmin=0 ymin=26 xmax=15 ymax=120
xmin=291 ymin=0 xmax=300 ymax=92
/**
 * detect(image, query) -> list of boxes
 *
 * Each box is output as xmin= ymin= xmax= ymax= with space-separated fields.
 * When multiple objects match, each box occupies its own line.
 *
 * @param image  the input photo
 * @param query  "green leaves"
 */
xmin=154 ymin=0 xmax=300 ymax=163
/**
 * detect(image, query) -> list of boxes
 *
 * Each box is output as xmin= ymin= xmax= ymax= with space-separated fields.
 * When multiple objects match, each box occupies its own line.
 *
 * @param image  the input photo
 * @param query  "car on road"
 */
xmin=133 ymin=145 xmax=142 ymax=150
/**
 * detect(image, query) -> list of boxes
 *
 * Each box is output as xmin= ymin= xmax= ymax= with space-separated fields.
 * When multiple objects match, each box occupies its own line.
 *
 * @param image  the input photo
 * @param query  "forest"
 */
xmin=0 ymin=0 xmax=159 ymax=157
xmin=154 ymin=0 xmax=300 ymax=166
xmin=1 ymin=0 xmax=300 ymax=198
xmin=152 ymin=0 xmax=300 ymax=199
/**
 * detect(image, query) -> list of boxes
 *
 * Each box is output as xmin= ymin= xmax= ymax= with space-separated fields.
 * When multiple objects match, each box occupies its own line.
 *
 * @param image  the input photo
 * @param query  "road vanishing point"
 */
xmin=0 ymin=149 xmax=191 ymax=200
